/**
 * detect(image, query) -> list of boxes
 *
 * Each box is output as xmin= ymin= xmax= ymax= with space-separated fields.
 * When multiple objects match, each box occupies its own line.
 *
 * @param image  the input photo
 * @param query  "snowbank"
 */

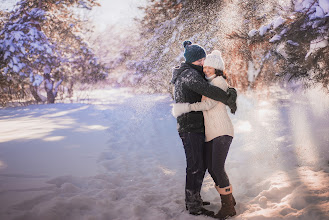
xmin=0 ymin=87 xmax=328 ymax=220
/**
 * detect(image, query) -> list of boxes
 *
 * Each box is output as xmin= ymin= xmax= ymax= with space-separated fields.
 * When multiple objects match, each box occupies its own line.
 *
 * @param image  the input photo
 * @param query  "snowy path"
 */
xmin=0 ymin=88 xmax=328 ymax=220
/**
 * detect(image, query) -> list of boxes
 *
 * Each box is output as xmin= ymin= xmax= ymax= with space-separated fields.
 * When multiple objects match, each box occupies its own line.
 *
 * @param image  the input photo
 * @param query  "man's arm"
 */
xmin=189 ymin=98 xmax=218 ymax=111
xmin=181 ymin=71 xmax=229 ymax=104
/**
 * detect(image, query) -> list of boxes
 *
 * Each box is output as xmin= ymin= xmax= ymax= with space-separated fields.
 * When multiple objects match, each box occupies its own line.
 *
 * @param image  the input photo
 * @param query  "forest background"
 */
xmin=0 ymin=0 xmax=328 ymax=106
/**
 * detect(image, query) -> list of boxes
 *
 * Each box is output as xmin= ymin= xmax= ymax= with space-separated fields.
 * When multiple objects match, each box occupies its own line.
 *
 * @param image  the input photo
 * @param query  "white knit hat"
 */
xmin=203 ymin=50 xmax=225 ymax=71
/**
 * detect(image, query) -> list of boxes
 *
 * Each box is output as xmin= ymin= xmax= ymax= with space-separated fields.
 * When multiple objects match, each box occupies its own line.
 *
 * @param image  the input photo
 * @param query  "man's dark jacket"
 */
xmin=171 ymin=62 xmax=229 ymax=133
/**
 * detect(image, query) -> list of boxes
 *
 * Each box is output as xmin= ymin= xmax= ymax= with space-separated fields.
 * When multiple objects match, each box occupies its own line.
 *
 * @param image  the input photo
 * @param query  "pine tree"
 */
xmin=226 ymin=0 xmax=281 ymax=90
xmin=247 ymin=0 xmax=329 ymax=90
xmin=131 ymin=0 xmax=225 ymax=93
xmin=0 ymin=0 xmax=108 ymax=104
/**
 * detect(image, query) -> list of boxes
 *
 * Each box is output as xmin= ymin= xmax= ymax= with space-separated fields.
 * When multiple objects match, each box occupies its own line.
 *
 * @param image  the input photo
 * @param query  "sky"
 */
xmin=0 ymin=0 xmax=16 ymax=10
xmin=0 ymin=0 xmax=147 ymax=31
xmin=91 ymin=0 xmax=146 ymax=29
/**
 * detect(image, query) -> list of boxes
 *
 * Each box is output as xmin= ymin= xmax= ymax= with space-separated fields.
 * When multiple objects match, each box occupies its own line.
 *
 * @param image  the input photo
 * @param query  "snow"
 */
xmin=315 ymin=6 xmax=325 ymax=17
xmin=20 ymin=46 xmax=26 ymax=54
xmin=259 ymin=24 xmax=271 ymax=36
xmin=28 ymin=8 xmax=45 ymax=18
xmin=248 ymin=29 xmax=258 ymax=38
xmin=272 ymin=17 xmax=285 ymax=29
xmin=12 ymin=56 xmax=19 ymax=64
xmin=31 ymin=42 xmax=45 ymax=51
xmin=269 ymin=34 xmax=281 ymax=43
xmin=303 ymin=0 xmax=316 ymax=10
xmin=31 ymin=74 xmax=44 ymax=87
xmin=4 ymin=51 xmax=10 ymax=60
xmin=28 ymin=28 xmax=39 ymax=40
xmin=46 ymin=46 xmax=53 ymax=55
xmin=9 ymin=44 xmax=15 ymax=53
xmin=45 ymin=79 xmax=53 ymax=91
xmin=294 ymin=0 xmax=329 ymax=18
xmin=44 ymin=65 xmax=51 ymax=74
xmin=12 ymin=65 xmax=19 ymax=73
xmin=12 ymin=31 xmax=24 ymax=41
xmin=0 ymin=87 xmax=328 ymax=220
xmin=8 ymin=60 xmax=13 ymax=68
xmin=305 ymin=37 xmax=328 ymax=58
xmin=319 ymin=0 xmax=329 ymax=14
xmin=247 ymin=61 xmax=261 ymax=82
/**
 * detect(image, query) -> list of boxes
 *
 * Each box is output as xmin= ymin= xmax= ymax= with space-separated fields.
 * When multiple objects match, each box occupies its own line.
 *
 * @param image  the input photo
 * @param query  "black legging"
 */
xmin=204 ymin=135 xmax=233 ymax=188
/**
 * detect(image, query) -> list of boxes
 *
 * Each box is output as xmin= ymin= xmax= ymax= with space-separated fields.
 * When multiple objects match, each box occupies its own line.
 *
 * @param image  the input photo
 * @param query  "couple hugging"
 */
xmin=171 ymin=41 xmax=237 ymax=219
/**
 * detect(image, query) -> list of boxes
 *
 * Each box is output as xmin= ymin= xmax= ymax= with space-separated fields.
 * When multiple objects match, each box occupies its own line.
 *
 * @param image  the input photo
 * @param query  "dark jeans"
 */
xmin=179 ymin=132 xmax=206 ymax=212
xmin=205 ymin=135 xmax=233 ymax=188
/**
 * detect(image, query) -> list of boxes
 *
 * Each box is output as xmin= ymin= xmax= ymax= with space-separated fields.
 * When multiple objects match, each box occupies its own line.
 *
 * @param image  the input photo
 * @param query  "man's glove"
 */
xmin=227 ymin=87 xmax=237 ymax=114
xmin=229 ymin=102 xmax=237 ymax=114
xmin=171 ymin=103 xmax=191 ymax=118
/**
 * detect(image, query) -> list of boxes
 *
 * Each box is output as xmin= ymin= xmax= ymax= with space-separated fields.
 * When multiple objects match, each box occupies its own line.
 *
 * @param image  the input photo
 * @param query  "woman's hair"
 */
xmin=215 ymin=69 xmax=227 ymax=79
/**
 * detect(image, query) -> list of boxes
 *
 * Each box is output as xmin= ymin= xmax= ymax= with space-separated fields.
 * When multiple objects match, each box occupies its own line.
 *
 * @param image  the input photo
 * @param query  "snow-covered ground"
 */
xmin=0 ymin=87 xmax=328 ymax=220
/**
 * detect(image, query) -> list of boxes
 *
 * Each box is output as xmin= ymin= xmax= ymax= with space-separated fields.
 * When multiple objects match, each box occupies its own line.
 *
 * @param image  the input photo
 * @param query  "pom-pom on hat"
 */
xmin=183 ymin=41 xmax=206 ymax=63
xmin=203 ymin=50 xmax=225 ymax=71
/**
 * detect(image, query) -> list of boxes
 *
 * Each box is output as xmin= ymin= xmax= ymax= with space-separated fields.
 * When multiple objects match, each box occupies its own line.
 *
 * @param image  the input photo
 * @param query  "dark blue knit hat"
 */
xmin=183 ymin=41 xmax=206 ymax=63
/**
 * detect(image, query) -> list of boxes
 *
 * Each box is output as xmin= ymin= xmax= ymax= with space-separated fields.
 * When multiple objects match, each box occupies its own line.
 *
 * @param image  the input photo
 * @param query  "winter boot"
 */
xmin=189 ymin=207 xmax=215 ymax=217
xmin=232 ymin=195 xmax=236 ymax=206
xmin=215 ymin=184 xmax=236 ymax=206
xmin=185 ymin=201 xmax=210 ymax=210
xmin=185 ymin=195 xmax=211 ymax=210
xmin=215 ymin=185 xmax=236 ymax=219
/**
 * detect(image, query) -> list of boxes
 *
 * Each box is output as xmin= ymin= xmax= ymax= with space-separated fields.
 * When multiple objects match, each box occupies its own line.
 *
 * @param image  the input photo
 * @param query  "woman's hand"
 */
xmin=171 ymin=103 xmax=191 ymax=118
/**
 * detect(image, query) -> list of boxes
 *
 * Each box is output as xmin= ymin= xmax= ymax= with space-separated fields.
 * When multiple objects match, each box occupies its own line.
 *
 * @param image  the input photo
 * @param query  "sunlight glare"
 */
xmin=0 ymin=160 xmax=7 ymax=169
xmin=290 ymin=105 xmax=319 ymax=166
xmin=158 ymin=166 xmax=176 ymax=176
xmin=43 ymin=136 xmax=66 ymax=142
xmin=235 ymin=120 xmax=252 ymax=133
xmin=75 ymin=125 xmax=109 ymax=132
xmin=0 ymin=117 xmax=75 ymax=143
xmin=305 ymin=87 xmax=329 ymax=118
xmin=296 ymin=167 xmax=329 ymax=192
xmin=48 ymin=106 xmax=89 ymax=117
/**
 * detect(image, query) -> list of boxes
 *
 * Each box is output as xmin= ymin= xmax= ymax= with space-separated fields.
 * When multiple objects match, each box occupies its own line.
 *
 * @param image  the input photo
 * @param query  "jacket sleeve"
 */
xmin=189 ymin=98 xmax=218 ymax=111
xmin=181 ymin=70 xmax=229 ymax=105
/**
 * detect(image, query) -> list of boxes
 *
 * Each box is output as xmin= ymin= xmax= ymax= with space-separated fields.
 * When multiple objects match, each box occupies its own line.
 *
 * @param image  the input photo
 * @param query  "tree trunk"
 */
xmin=44 ymin=74 xmax=55 ymax=103
xmin=68 ymin=80 xmax=74 ymax=98
xmin=30 ymin=85 xmax=43 ymax=102
xmin=46 ymin=88 xmax=55 ymax=103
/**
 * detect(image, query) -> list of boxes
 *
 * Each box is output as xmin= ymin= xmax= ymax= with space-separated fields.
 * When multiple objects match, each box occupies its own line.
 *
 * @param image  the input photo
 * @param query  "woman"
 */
xmin=172 ymin=50 xmax=237 ymax=219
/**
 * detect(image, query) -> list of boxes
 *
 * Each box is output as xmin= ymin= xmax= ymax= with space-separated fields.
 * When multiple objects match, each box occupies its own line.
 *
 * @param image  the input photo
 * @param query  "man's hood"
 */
xmin=170 ymin=62 xmax=203 ymax=84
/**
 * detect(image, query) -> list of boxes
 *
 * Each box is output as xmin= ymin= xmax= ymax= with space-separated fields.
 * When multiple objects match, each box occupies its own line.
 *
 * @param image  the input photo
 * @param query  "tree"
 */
xmin=225 ymin=0 xmax=282 ymax=90
xmin=88 ymin=24 xmax=139 ymax=87
xmin=247 ymin=0 xmax=329 ymax=90
xmin=131 ymin=0 xmax=226 ymax=93
xmin=131 ymin=0 xmax=284 ymax=93
xmin=0 ymin=8 xmax=26 ymax=106
xmin=138 ymin=0 xmax=182 ymax=37
xmin=120 ymin=0 xmax=328 ymax=94
xmin=0 ymin=0 xmax=108 ymax=104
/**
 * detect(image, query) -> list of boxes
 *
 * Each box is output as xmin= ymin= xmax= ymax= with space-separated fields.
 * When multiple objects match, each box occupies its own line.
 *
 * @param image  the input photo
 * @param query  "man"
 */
xmin=170 ymin=41 xmax=236 ymax=216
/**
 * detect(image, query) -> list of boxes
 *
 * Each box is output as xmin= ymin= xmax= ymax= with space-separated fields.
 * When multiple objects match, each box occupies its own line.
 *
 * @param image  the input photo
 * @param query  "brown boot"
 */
xmin=215 ymin=185 xmax=236 ymax=219
xmin=232 ymin=194 xmax=236 ymax=206
xmin=215 ymin=194 xmax=236 ymax=219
